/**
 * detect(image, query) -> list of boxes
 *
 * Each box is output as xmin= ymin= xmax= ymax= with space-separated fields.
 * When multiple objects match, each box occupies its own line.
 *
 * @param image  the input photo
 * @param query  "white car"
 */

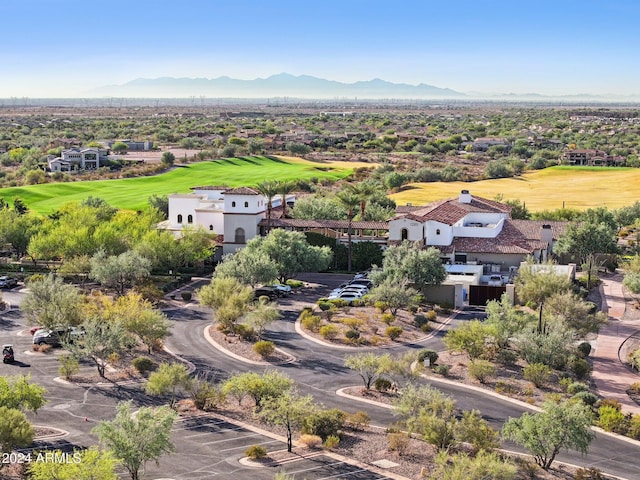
xmin=268 ymin=284 xmax=292 ymax=295
xmin=336 ymin=292 xmax=364 ymax=304
xmin=487 ymin=274 xmax=503 ymax=287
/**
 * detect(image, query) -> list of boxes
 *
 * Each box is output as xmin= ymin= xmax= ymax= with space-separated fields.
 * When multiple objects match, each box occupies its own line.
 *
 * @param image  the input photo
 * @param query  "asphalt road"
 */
xmin=2 ymin=276 xmax=640 ymax=479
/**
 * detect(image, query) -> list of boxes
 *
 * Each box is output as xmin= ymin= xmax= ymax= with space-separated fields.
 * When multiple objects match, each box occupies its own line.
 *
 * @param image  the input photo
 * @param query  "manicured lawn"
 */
xmin=0 ymin=156 xmax=354 ymax=214
xmin=390 ymin=166 xmax=640 ymax=212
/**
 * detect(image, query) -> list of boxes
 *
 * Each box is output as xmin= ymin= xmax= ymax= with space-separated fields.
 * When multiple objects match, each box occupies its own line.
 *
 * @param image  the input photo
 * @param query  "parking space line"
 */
xmin=317 ymin=468 xmax=374 ymax=479
xmin=286 ymin=460 xmax=346 ymax=475
xmin=199 ymin=433 xmax=262 ymax=445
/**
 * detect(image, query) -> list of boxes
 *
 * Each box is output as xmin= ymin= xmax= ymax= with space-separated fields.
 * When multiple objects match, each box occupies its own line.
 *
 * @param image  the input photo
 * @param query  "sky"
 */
xmin=1 ymin=0 xmax=639 ymax=98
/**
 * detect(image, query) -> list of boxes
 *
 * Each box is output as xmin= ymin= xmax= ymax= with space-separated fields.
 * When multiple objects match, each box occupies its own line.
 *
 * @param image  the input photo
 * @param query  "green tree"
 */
xmin=443 ymin=320 xmax=496 ymax=360
xmin=124 ymin=307 xmax=171 ymax=354
xmin=484 ymin=294 xmax=535 ymax=349
xmin=0 ymin=374 xmax=47 ymax=413
xmin=292 ymin=195 xmax=344 ymax=220
xmin=214 ymin=249 xmax=278 ymax=287
xmin=454 ymin=409 xmax=500 ymax=453
xmin=245 ymin=298 xmax=281 ymax=339
xmin=66 ymin=317 xmax=136 ymax=378
xmin=21 ymin=275 xmax=83 ymax=330
xmin=502 ymin=400 xmax=594 ymax=470
xmin=259 ymin=389 xmax=315 ymax=452
xmin=369 ymin=278 xmax=419 ymax=315
xmin=28 ymin=447 xmax=119 ymax=480
xmin=221 ymin=371 xmax=293 ymax=410
xmin=110 ymin=141 xmax=129 ymax=154
xmin=515 ymin=262 xmax=573 ymax=333
xmin=371 ymin=242 xmax=446 ymax=289
xmin=255 ymin=180 xmax=279 ymax=233
xmin=160 ymin=151 xmax=175 ymax=166
xmin=148 ymin=194 xmax=169 ymax=219
xmin=145 ymin=362 xmax=191 ymax=409
xmin=392 ymin=384 xmax=449 ymax=435
xmin=93 ymin=401 xmax=177 ymax=480
xmin=198 ymin=276 xmax=253 ymax=334
xmin=344 ymin=352 xmax=391 ymax=390
xmin=351 ymin=241 xmax=384 ymax=271
xmin=0 ymin=406 xmax=34 ymax=454
xmin=244 ymin=229 xmax=331 ymax=283
xmin=90 ymin=250 xmax=152 ymax=295
xmin=276 ymin=180 xmax=296 ymax=219
xmin=335 ymin=189 xmax=360 ymax=271
xmin=429 ymin=450 xmax=516 ymax=480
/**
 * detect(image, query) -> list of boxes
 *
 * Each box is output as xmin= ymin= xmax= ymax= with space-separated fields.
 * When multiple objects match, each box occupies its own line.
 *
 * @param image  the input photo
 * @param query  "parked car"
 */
xmin=254 ymin=286 xmax=279 ymax=300
xmin=348 ymin=280 xmax=373 ymax=289
xmin=335 ymin=292 xmax=364 ymax=304
xmin=267 ymin=284 xmax=291 ymax=295
xmin=0 ymin=276 xmax=18 ymax=289
xmin=487 ymin=274 xmax=503 ymax=287
xmin=33 ymin=327 xmax=84 ymax=347
xmin=29 ymin=326 xmax=43 ymax=336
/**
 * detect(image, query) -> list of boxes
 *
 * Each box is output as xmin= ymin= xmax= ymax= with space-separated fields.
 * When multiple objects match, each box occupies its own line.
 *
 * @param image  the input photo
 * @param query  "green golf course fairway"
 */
xmin=0 ymin=156 xmax=353 ymax=214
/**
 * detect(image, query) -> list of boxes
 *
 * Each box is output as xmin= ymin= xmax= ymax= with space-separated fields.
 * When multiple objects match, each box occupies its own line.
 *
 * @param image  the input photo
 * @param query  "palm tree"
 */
xmin=335 ymin=190 xmax=360 ymax=272
xmin=255 ymin=180 xmax=279 ymax=234
xmin=348 ymin=182 xmax=378 ymax=221
xmin=276 ymin=180 xmax=296 ymax=219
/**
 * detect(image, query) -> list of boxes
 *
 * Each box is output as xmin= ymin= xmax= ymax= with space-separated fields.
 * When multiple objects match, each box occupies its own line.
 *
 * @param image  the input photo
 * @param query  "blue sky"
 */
xmin=1 ymin=0 xmax=638 ymax=97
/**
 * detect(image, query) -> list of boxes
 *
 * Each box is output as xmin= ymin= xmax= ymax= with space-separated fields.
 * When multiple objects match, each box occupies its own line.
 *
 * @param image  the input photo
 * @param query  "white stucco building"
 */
xmin=47 ymin=147 xmax=107 ymax=172
xmin=160 ymin=186 xmax=293 ymax=255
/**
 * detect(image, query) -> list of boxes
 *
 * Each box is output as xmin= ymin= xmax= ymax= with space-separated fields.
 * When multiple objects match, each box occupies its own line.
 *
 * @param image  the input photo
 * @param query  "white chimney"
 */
xmin=540 ymin=224 xmax=553 ymax=245
xmin=459 ymin=190 xmax=472 ymax=204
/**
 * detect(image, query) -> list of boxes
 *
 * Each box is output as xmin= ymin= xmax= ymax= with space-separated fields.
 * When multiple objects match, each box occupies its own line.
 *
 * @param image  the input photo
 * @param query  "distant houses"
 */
xmin=562 ymin=148 xmax=626 ymax=166
xmin=47 ymin=147 xmax=107 ymax=172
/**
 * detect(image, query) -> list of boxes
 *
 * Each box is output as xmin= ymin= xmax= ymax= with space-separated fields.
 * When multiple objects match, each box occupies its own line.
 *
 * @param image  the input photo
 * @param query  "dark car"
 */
xmin=0 ymin=276 xmax=18 ymax=289
xmin=33 ymin=327 xmax=84 ymax=347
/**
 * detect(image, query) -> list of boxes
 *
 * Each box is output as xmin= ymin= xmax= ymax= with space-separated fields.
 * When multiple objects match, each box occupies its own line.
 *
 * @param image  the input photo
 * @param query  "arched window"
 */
xmin=244 ymin=201 xmax=249 ymax=208
xmin=436 ymin=229 xmax=441 ymax=235
xmin=231 ymin=201 xmax=236 ymax=207
xmin=401 ymin=228 xmax=408 ymax=241
xmin=187 ymin=214 xmax=193 ymax=224
xmin=177 ymin=214 xmax=183 ymax=223
xmin=209 ymin=225 xmax=213 ymax=231
xmin=234 ymin=227 xmax=246 ymax=244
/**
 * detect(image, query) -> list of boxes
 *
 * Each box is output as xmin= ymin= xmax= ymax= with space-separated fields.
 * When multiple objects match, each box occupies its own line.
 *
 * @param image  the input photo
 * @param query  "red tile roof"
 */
xmin=394 ymin=196 xmax=511 ymax=225
xmin=223 ymin=187 xmax=260 ymax=195
xmin=260 ymin=218 xmax=389 ymax=230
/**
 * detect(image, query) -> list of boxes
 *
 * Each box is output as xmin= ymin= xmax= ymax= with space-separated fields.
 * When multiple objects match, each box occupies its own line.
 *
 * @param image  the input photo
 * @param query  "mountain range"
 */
xmin=90 ymin=73 xmax=639 ymax=102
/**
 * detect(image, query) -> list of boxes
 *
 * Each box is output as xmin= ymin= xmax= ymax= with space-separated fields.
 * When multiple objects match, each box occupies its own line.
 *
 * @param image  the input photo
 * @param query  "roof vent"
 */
xmin=459 ymin=190 xmax=472 ymax=204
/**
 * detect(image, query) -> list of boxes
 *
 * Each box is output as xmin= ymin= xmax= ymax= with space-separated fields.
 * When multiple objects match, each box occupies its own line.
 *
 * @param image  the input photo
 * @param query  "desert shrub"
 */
xmin=598 ymin=404 xmax=628 ymax=434
xmin=38 ymin=344 xmax=52 ymax=353
xmin=58 ymin=355 xmax=79 ymax=380
xmin=574 ymin=467 xmax=605 ymax=480
xmin=387 ymin=432 xmax=410 ymax=455
xmin=301 ymin=314 xmax=322 ymax=332
xmin=413 ymin=314 xmax=428 ymax=328
xmin=253 ymin=340 xmax=275 ymax=358
xmin=381 ymin=313 xmax=395 ymax=325
xmin=430 ymin=450 xmax=517 ymax=480
xmin=630 ymin=382 xmax=640 ymax=394
xmin=345 ymin=411 xmax=370 ymax=431
xmin=628 ymin=414 xmax=640 ymax=440
xmin=181 ymin=291 xmax=192 ymax=301
xmin=107 ymin=352 xmax=121 ymax=365
xmin=298 ymin=434 xmax=322 ymax=449
xmin=319 ymin=324 xmax=338 ymax=339
xmin=344 ymin=329 xmax=361 ymax=342
xmin=323 ymin=434 xmax=340 ymax=450
xmin=559 ymin=376 xmax=573 ymax=392
xmin=578 ymin=342 xmax=592 ymax=357
xmin=132 ymin=356 xmax=156 ymax=374
xmin=417 ymin=349 xmax=438 ymax=366
xmin=572 ymin=391 xmax=599 ymax=406
xmin=570 ymin=357 xmax=592 ymax=380
xmin=567 ymin=382 xmax=590 ymax=395
xmin=286 ymin=279 xmax=303 ymax=288
xmin=244 ymin=445 xmax=267 ymax=459
xmin=351 ymin=298 xmax=365 ymax=307
xmin=189 ymin=377 xmax=224 ymax=411
xmin=302 ymin=408 xmax=345 ymax=440
xmin=317 ymin=301 xmax=332 ymax=311
xmin=433 ymin=364 xmax=451 ymax=376
xmin=329 ymin=299 xmax=347 ymax=308
xmin=468 ymin=360 xmax=495 ymax=384
xmin=385 ymin=326 xmax=403 ymax=340
xmin=341 ymin=317 xmax=364 ymax=330
xmin=455 ymin=409 xmax=500 ymax=453
xmin=523 ymin=363 xmax=552 ymax=388
xmin=426 ymin=310 xmax=437 ymax=322
xmin=495 ymin=348 xmax=518 ymax=366
xmin=375 ymin=301 xmax=389 ymax=313
xmin=374 ymin=377 xmax=392 ymax=392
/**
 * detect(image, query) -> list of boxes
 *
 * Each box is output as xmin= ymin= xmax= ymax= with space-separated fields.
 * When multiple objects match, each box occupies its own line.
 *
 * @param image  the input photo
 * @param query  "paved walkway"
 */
xmin=592 ymin=273 xmax=640 ymax=414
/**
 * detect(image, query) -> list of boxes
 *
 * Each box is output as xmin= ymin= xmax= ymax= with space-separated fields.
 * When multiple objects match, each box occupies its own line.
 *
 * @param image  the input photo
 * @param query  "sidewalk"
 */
xmin=592 ymin=273 xmax=640 ymax=414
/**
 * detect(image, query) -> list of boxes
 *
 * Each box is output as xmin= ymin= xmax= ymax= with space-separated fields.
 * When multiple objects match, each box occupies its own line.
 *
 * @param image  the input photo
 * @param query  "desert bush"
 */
xmin=413 ymin=314 xmax=428 ymax=329
xmin=570 ymin=357 xmax=592 ymax=379
xmin=628 ymin=414 xmax=640 ymax=440
xmin=381 ymin=313 xmax=395 ymax=325
xmin=630 ymin=382 xmax=640 ymax=394
xmin=559 ymin=376 xmax=573 ymax=392
xmin=253 ymin=340 xmax=275 ymax=358
xmin=567 ymin=382 xmax=590 ymax=395
xmin=323 ymin=434 xmax=340 ymax=450
xmin=433 ymin=364 xmax=451 ymax=376
xmin=468 ymin=360 xmax=495 ymax=384
xmin=495 ymin=349 xmax=518 ymax=366
xmin=345 ymin=411 xmax=370 ymax=431
xmin=319 ymin=324 xmax=338 ymax=339
xmin=132 ymin=356 xmax=156 ymax=374
xmin=301 ymin=314 xmax=322 ymax=332
xmin=298 ymin=434 xmax=322 ymax=448
xmin=387 ymin=432 xmax=410 ymax=455
xmin=302 ymin=408 xmax=345 ymax=440
xmin=244 ymin=445 xmax=267 ymax=459
xmin=374 ymin=377 xmax=392 ymax=392
xmin=38 ymin=344 xmax=52 ymax=353
xmin=286 ymin=279 xmax=304 ymax=288
xmin=578 ymin=342 xmax=592 ymax=357
xmin=574 ymin=467 xmax=605 ymax=480
xmin=417 ymin=349 xmax=438 ymax=366
xmin=181 ymin=291 xmax=192 ymax=301
xmin=455 ymin=409 xmax=500 ymax=453
xmin=386 ymin=326 xmax=403 ymax=340
xmin=317 ymin=301 xmax=332 ymax=311
xmin=572 ymin=391 xmax=599 ymax=406
xmin=426 ymin=310 xmax=437 ymax=322
xmin=235 ymin=324 xmax=255 ymax=341
xmin=375 ymin=301 xmax=389 ymax=313
xmin=523 ymin=363 xmax=552 ymax=388
xmin=58 ymin=355 xmax=79 ymax=380
xmin=344 ymin=329 xmax=361 ymax=342
xmin=351 ymin=298 xmax=365 ymax=307
xmin=598 ymin=404 xmax=628 ymax=434
xmin=329 ymin=299 xmax=348 ymax=308
xmin=189 ymin=377 xmax=225 ymax=411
